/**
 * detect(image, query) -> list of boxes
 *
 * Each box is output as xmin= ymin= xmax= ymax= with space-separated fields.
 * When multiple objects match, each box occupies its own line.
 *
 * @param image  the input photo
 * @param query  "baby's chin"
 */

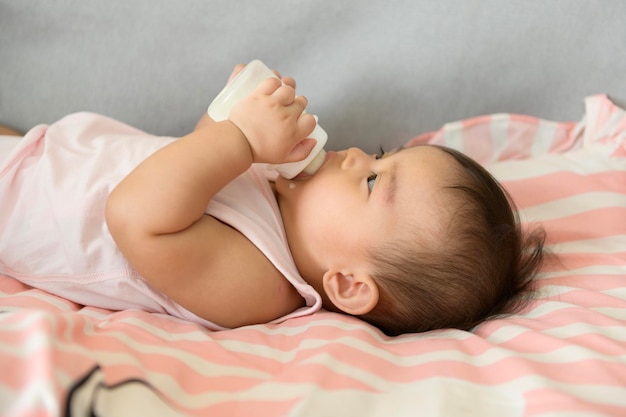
xmin=273 ymin=173 xmax=312 ymax=199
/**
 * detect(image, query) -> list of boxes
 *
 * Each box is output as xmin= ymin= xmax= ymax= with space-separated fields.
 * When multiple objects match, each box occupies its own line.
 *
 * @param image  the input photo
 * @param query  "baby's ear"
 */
xmin=322 ymin=270 xmax=379 ymax=316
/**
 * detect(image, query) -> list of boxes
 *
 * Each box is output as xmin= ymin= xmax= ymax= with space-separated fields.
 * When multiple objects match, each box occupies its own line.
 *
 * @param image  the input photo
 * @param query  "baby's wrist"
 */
xmin=219 ymin=120 xmax=254 ymax=166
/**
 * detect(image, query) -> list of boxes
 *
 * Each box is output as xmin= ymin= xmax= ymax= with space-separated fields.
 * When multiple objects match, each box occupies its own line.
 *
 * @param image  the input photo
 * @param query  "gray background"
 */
xmin=1 ymin=0 xmax=624 ymax=153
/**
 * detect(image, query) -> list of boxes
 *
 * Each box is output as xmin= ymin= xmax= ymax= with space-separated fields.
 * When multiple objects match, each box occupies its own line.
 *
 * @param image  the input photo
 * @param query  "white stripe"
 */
xmin=487 ymin=149 xmax=625 ymax=181
xmin=225 ymin=316 xmax=469 ymax=344
xmin=523 ymin=300 xmax=593 ymax=318
xmin=7 ymin=307 xmax=623 ymax=380
xmin=0 ymin=310 xmax=271 ymax=379
xmin=489 ymin=114 xmax=510 ymax=160
xmin=0 ymin=310 xmax=56 ymax=337
xmin=442 ymin=120 xmax=465 ymax=151
xmin=535 ymin=285 xmax=580 ymax=296
xmin=525 ymin=299 xmax=626 ymax=322
xmin=585 ymin=108 xmax=626 ymax=147
xmin=218 ymin=332 xmax=468 ymax=366
xmin=28 ymin=309 xmax=613 ymax=389
xmin=77 ymin=308 xmax=113 ymax=320
xmin=0 ymin=289 xmax=76 ymax=311
xmin=546 ymin=235 xmax=626 ymax=254
xmin=531 ymin=119 xmax=559 ymax=156
xmin=602 ymin=288 xmax=626 ymax=299
xmin=145 ymin=354 xmax=625 ymax=410
xmin=0 ymin=380 xmax=58 ymax=416
xmin=592 ymin=307 xmax=626 ymax=320
xmin=1 ymin=309 xmax=625 ymax=412
xmin=543 ymin=323 xmax=626 ymax=341
xmin=486 ymin=322 xmax=626 ymax=344
xmin=520 ymin=192 xmax=626 ymax=221
xmin=225 ymin=332 xmax=626 ymax=371
xmin=499 ymin=376 xmax=626 ymax=406
xmin=0 ymin=331 xmax=52 ymax=360
xmin=289 ymin=378 xmax=525 ymax=417
xmin=92 ymin=315 xmax=212 ymax=342
xmin=133 ymin=377 xmax=524 ymax=414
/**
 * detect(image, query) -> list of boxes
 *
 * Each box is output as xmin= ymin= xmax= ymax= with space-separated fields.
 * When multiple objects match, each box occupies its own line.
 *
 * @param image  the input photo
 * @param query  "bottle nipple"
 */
xmin=301 ymin=149 xmax=327 ymax=175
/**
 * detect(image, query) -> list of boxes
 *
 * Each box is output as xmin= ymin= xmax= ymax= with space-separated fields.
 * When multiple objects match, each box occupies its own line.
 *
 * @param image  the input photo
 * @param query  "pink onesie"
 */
xmin=0 ymin=113 xmax=321 ymax=330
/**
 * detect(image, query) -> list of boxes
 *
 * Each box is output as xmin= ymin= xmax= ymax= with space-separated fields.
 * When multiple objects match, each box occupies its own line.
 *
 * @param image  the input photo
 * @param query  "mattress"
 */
xmin=1 ymin=94 xmax=624 ymax=417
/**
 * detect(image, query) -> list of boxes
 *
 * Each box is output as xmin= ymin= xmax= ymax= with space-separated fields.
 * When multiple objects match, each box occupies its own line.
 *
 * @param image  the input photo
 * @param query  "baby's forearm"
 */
xmin=106 ymin=120 xmax=252 ymax=237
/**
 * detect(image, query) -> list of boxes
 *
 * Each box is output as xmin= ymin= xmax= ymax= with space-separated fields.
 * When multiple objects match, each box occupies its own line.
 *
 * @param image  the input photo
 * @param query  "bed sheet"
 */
xmin=1 ymin=95 xmax=625 ymax=417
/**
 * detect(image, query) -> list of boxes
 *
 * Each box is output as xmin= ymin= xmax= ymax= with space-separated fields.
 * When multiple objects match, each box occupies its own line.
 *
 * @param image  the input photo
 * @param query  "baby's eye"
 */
xmin=367 ymin=173 xmax=378 ymax=192
xmin=375 ymin=146 xmax=385 ymax=160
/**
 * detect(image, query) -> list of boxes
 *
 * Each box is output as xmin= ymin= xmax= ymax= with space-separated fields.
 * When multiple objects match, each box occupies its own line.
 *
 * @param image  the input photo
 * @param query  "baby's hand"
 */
xmin=228 ymin=77 xmax=317 ymax=165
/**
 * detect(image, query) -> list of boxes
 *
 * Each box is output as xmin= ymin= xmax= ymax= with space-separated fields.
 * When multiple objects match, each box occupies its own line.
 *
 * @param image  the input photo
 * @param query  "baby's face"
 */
xmin=275 ymin=145 xmax=459 ymax=285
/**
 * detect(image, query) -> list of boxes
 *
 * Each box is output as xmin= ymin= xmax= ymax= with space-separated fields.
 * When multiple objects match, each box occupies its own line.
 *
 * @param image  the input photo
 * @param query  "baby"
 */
xmin=0 ymin=65 xmax=545 ymax=336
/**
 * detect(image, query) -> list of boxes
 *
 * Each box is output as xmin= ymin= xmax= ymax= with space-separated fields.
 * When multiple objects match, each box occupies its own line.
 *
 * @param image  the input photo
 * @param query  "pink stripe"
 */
xmin=526 ymin=303 xmax=626 ymax=327
xmin=541 ymin=207 xmax=626 ymax=243
xmin=502 ymin=170 xmax=626 ymax=209
xmin=485 ymin=322 xmax=626 ymax=357
xmin=460 ymin=116 xmax=495 ymax=163
xmin=542 ymin=252 xmax=626 ymax=272
xmin=499 ymin=114 xmax=540 ymax=160
xmin=544 ymin=288 xmax=626 ymax=310
xmin=0 ymin=286 xmax=81 ymax=311
xmin=0 ymin=274 xmax=32 ymax=294
xmin=547 ymin=121 xmax=579 ymax=153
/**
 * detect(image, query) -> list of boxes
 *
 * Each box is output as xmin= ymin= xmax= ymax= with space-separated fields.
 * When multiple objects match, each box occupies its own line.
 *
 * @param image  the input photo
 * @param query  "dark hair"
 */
xmin=362 ymin=145 xmax=546 ymax=336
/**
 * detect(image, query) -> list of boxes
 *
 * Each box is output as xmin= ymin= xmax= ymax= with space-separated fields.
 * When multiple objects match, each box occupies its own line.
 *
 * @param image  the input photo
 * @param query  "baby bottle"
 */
xmin=207 ymin=59 xmax=328 ymax=179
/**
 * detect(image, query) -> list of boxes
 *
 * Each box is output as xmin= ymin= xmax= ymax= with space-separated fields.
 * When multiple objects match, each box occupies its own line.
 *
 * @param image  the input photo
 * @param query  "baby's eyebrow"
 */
xmin=386 ymin=161 xmax=398 ymax=205
xmin=380 ymin=146 xmax=407 ymax=204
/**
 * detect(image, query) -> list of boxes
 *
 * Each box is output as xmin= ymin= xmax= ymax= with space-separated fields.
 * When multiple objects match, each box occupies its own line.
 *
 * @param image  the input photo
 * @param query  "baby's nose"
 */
xmin=341 ymin=148 xmax=374 ymax=172
xmin=341 ymin=147 xmax=364 ymax=169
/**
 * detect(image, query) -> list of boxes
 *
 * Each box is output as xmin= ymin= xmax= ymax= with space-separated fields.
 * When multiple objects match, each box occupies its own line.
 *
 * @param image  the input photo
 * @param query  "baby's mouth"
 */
xmin=293 ymin=171 xmax=313 ymax=180
xmin=292 ymin=150 xmax=333 ymax=181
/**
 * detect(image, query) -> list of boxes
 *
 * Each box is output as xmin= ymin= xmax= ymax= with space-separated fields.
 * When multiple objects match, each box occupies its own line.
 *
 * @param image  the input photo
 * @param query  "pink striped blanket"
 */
xmin=1 ymin=94 xmax=625 ymax=416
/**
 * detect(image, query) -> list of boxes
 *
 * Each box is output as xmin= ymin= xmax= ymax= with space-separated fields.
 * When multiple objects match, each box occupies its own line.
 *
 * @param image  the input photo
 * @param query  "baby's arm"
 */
xmin=106 ymin=76 xmax=316 ymax=327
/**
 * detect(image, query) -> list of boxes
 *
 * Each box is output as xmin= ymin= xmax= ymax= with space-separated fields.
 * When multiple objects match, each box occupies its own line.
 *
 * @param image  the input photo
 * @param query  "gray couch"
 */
xmin=1 ymin=0 xmax=624 ymax=153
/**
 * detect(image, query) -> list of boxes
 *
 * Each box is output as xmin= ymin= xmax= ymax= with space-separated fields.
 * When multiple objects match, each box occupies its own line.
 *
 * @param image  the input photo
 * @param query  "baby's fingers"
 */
xmin=284 ymin=138 xmax=317 ymax=163
xmin=282 ymin=95 xmax=308 ymax=119
xmin=256 ymin=77 xmax=283 ymax=95
xmin=281 ymin=76 xmax=296 ymax=89
xmin=270 ymin=69 xmax=296 ymax=88
xmin=296 ymin=113 xmax=317 ymax=140
xmin=273 ymin=84 xmax=297 ymax=105
xmin=293 ymin=95 xmax=308 ymax=109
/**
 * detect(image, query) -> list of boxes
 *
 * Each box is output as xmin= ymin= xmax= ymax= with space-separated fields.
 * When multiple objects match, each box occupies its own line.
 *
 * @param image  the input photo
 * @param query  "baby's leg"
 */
xmin=0 ymin=125 xmax=22 ymax=136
